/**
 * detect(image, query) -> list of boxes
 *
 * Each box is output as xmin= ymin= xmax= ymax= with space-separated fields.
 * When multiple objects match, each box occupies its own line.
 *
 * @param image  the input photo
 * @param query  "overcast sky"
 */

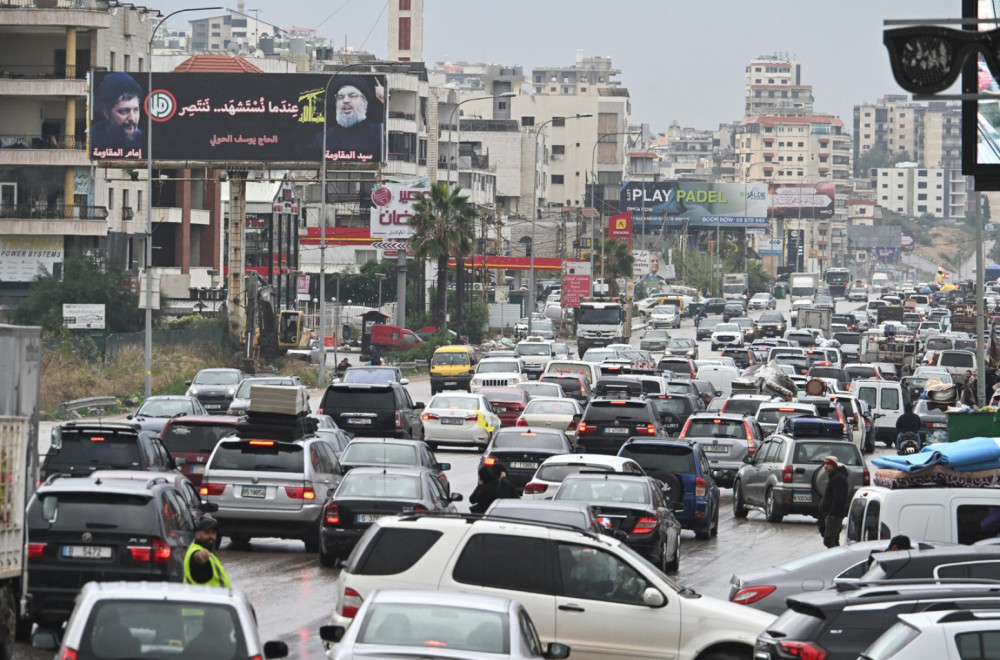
xmin=165 ymin=0 xmax=956 ymax=132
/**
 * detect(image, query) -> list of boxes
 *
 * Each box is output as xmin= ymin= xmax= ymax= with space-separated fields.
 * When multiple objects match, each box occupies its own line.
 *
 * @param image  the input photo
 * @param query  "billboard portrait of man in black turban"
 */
xmin=91 ymin=72 xmax=145 ymax=151
xmin=311 ymin=74 xmax=384 ymax=162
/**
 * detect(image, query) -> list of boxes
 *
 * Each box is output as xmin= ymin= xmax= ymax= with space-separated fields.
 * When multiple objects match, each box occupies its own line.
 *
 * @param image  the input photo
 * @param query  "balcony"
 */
xmin=0 ymin=204 xmax=108 ymax=236
xmin=0 ymin=64 xmax=87 ymax=96
xmin=387 ymin=151 xmax=416 ymax=163
xmin=0 ymin=133 xmax=88 ymax=166
xmin=0 ymin=1 xmax=112 ymax=30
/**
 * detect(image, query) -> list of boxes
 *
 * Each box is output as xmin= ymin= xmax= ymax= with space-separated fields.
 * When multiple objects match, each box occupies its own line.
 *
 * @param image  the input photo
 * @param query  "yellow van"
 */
xmin=430 ymin=345 xmax=478 ymax=394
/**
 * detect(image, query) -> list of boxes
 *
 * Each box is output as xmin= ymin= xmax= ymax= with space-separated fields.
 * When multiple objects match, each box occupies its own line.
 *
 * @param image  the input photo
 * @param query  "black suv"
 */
xmin=42 ymin=422 xmax=182 ymax=481
xmin=318 ymin=382 xmax=425 ymax=439
xmin=754 ymin=313 xmax=787 ymax=338
xmin=755 ymin=581 xmax=1000 ymax=660
xmin=25 ymin=474 xmax=198 ymax=627
xmin=577 ymin=397 xmax=662 ymax=454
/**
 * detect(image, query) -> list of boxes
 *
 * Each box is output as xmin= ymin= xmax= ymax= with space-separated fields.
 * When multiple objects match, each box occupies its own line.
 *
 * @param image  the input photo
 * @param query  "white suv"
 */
xmin=327 ymin=515 xmax=772 ymax=660
xmin=470 ymin=357 xmax=525 ymax=392
xmin=862 ymin=609 xmax=1000 ymax=660
xmin=516 ymin=337 xmax=555 ymax=380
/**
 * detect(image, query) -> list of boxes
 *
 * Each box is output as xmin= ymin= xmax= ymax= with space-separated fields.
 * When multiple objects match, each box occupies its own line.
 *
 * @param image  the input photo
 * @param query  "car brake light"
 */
xmin=636 ymin=424 xmax=657 ymax=436
xmin=524 ymin=482 xmax=548 ymax=494
xmin=342 ymin=587 xmax=363 ymax=618
xmin=744 ymin=422 xmax=757 ymax=454
xmin=200 ymin=483 xmax=226 ymax=496
xmin=89 ymin=436 xmax=105 ymax=442
xmin=285 ymin=486 xmax=316 ymax=500
xmin=129 ymin=538 xmax=170 ymax=563
xmin=782 ymin=465 xmax=793 ymax=483
xmin=695 ymin=476 xmax=706 ymax=497
xmin=577 ymin=422 xmax=595 ymax=435
xmin=421 ymin=412 xmax=439 ymax=421
xmin=324 ymin=503 xmax=340 ymax=525
xmin=249 ymin=440 xmax=274 ymax=446
xmin=465 ymin=414 xmax=479 ymax=421
xmin=566 ymin=420 xmax=579 ymax=432
xmin=484 ymin=456 xmax=497 ymax=466
xmin=408 ymin=504 xmax=428 ymax=513
xmin=777 ymin=641 xmax=827 ymax=660
xmin=631 ymin=516 xmax=658 ymax=535
xmin=863 ymin=468 xmax=871 ymax=486
xmin=610 ymin=400 xmax=627 ymax=405
xmin=678 ymin=420 xmax=691 ymax=438
xmin=731 ymin=585 xmax=776 ymax=605
xmin=60 ymin=649 xmax=78 ymax=660
xmin=395 ymin=411 xmax=405 ymax=429
xmin=27 ymin=543 xmax=45 ymax=559
xmin=516 ymin=418 xmax=528 ymax=426
xmin=316 ymin=408 xmax=323 ymax=415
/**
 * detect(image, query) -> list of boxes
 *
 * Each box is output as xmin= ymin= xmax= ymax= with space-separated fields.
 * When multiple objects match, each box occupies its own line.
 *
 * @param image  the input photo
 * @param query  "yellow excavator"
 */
xmin=242 ymin=273 xmax=310 ymax=372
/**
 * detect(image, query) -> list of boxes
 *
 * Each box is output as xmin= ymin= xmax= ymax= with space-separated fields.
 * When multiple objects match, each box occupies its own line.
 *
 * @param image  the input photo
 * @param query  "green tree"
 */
xmin=855 ymin=145 xmax=915 ymax=177
xmin=13 ymin=251 xmax=142 ymax=333
xmin=407 ymin=183 xmax=478 ymax=328
xmin=593 ymin=239 xmax=634 ymax=296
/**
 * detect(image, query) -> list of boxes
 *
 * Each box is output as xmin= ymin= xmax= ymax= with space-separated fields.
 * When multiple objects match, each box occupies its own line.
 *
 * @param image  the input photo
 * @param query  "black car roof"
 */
xmin=871 ymin=546 xmax=1000 ymax=577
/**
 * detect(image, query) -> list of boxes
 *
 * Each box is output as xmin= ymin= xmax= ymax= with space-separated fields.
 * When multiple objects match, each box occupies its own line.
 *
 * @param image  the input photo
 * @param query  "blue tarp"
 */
xmin=871 ymin=437 xmax=1000 ymax=473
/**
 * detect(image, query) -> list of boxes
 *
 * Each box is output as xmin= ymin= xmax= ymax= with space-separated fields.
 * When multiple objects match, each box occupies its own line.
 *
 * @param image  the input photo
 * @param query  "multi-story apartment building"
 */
xmin=744 ymin=54 xmax=814 ymax=117
xmin=187 ymin=1 xmax=283 ymax=54
xmin=923 ymin=102 xmax=963 ymax=170
xmin=874 ymin=164 xmax=970 ymax=220
xmin=656 ymin=122 xmax=715 ymax=180
xmin=532 ymin=51 xmax=621 ymax=97
xmin=0 ymin=0 xmax=153 ymax=306
xmin=852 ymin=95 xmax=961 ymax=170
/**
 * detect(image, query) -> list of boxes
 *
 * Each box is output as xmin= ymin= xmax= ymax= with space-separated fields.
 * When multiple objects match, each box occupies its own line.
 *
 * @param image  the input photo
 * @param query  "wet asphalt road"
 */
xmin=20 ymin=295 xmax=892 ymax=659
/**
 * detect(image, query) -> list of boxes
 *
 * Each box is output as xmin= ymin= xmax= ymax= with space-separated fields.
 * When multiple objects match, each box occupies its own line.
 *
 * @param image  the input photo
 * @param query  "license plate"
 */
xmin=510 ymin=462 xmax=538 ymax=469
xmin=241 ymin=485 xmax=266 ymax=499
xmin=703 ymin=444 xmax=730 ymax=453
xmin=605 ymin=427 xmax=631 ymax=434
xmin=62 ymin=545 xmax=112 ymax=559
xmin=441 ymin=417 xmax=464 ymax=425
xmin=205 ymin=404 xmax=221 ymax=410
xmin=191 ymin=464 xmax=205 ymax=475
xmin=346 ymin=418 xmax=371 ymax=425
xmin=357 ymin=514 xmax=385 ymax=523
xmin=494 ymin=406 xmax=507 ymax=413
xmin=444 ymin=381 xmax=457 ymax=386
xmin=793 ymin=492 xmax=812 ymax=503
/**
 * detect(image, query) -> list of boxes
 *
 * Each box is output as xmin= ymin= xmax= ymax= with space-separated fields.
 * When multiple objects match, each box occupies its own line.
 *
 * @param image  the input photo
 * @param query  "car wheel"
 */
xmin=733 ymin=481 xmax=749 ymax=518
xmin=319 ymin=545 xmax=338 ymax=568
xmin=710 ymin=503 xmax=719 ymax=537
xmin=304 ymin=533 xmax=320 ymax=553
xmin=664 ymin=539 xmax=680 ymax=572
xmin=430 ymin=385 xmax=438 ymax=395
xmin=13 ymin=617 xmax=31 ymax=645
xmin=229 ymin=534 xmax=251 ymax=548
xmin=711 ymin=343 xmax=717 ymax=351
xmin=764 ymin=488 xmax=784 ymax=523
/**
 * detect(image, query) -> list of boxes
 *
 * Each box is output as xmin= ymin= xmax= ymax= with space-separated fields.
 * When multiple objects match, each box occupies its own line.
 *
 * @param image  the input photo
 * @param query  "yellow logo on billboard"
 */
xmin=615 ymin=218 xmax=628 ymax=231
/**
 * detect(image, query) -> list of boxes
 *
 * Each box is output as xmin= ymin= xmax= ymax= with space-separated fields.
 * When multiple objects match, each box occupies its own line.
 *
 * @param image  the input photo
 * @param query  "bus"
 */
xmin=824 ymin=267 xmax=851 ymax=299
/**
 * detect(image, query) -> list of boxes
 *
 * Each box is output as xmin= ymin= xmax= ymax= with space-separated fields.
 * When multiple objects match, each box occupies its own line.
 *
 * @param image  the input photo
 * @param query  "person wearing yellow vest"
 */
xmin=184 ymin=516 xmax=231 ymax=588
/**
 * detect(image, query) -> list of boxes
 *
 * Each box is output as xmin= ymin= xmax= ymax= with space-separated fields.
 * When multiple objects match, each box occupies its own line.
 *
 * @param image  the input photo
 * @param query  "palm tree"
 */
xmin=593 ymin=238 xmax=634 ymax=297
xmin=408 ymin=182 xmax=478 ymax=328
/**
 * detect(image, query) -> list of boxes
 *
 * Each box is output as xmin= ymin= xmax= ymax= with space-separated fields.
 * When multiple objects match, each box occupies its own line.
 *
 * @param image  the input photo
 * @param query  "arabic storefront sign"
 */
xmin=89 ymin=71 xmax=387 ymax=164
xmin=619 ymin=181 xmax=768 ymax=229
xmin=369 ymin=179 xmax=431 ymax=240
xmin=0 ymin=236 xmax=63 ymax=282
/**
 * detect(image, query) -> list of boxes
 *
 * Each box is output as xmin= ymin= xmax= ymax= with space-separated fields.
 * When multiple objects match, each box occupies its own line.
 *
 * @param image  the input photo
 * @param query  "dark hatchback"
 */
xmin=25 ymin=475 xmax=196 ymax=627
xmin=647 ymin=393 xmax=701 ymax=435
xmin=318 ymin=466 xmax=461 ymax=567
xmin=478 ymin=386 xmax=531 ymax=428
xmin=696 ymin=317 xmax=722 ymax=341
xmin=538 ymin=374 xmax=592 ymax=403
xmin=338 ymin=438 xmax=452 ymax=495
xmin=318 ymin=382 xmax=425 ymax=439
xmin=618 ymin=438 xmax=720 ymax=540
xmin=481 ymin=427 xmax=575 ymax=491
xmin=577 ymin=398 xmax=662 ymax=454
xmin=42 ymin=422 xmax=181 ymax=481
xmin=553 ymin=473 xmax=683 ymax=572
xmin=158 ymin=415 xmax=240 ymax=488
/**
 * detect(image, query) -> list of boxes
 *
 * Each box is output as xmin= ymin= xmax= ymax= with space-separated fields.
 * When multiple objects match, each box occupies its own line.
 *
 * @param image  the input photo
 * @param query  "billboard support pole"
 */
xmin=976 ymin=186 xmax=987 ymax=405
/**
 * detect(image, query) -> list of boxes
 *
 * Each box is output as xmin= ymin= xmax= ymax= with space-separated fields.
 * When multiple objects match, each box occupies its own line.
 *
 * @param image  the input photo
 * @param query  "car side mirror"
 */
xmin=126 ymin=414 xmax=133 ymax=420
xmin=174 ymin=456 xmax=186 ymax=467
xmin=31 ymin=631 xmax=59 ymax=651
xmin=262 ymin=641 xmax=288 ymax=658
xmin=185 ymin=380 xmax=192 ymax=386
xmin=643 ymin=587 xmax=666 ymax=607
xmin=400 ymin=378 xmax=409 ymax=386
xmin=450 ymin=492 xmax=464 ymax=502
xmin=438 ymin=462 xmax=451 ymax=471
xmin=202 ymin=502 xmax=219 ymax=513
xmin=319 ymin=626 xmax=346 ymax=644
xmin=545 ymin=642 xmax=572 ymax=660
xmin=743 ymin=454 xmax=754 ymax=464
xmin=414 ymin=402 xmax=425 ymax=409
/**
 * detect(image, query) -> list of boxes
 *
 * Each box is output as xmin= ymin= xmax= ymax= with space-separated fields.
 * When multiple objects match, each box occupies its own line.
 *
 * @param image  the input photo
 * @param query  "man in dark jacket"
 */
xmin=895 ymin=402 xmax=922 ymax=449
xmin=469 ymin=465 xmax=518 ymax=514
xmin=818 ymin=456 xmax=850 ymax=547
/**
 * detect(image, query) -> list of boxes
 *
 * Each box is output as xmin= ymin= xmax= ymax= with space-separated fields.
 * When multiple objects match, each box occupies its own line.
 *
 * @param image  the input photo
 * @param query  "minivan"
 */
xmin=369 ymin=325 xmax=423 ymax=351
xmin=936 ymin=349 xmax=976 ymax=380
xmin=429 ymin=345 xmax=478 ymax=394
xmin=847 ymin=486 xmax=1000 ymax=545
xmin=853 ymin=378 xmax=904 ymax=447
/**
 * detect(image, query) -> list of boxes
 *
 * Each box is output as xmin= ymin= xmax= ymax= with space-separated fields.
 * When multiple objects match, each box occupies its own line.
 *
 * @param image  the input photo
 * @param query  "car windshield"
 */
xmin=665 ymin=383 xmax=694 ymax=395
xmin=846 ymin=366 xmax=877 ymax=379
xmin=432 ymin=352 xmax=469 ymax=366
xmin=478 ymin=361 xmax=520 ymax=373
xmin=429 ymin=395 xmax=479 ymax=410
xmin=557 ymin=478 xmax=649 ymax=504
xmin=493 ymin=430 xmax=566 ymax=450
xmin=520 ymin=383 xmax=563 ymax=397
xmin=193 ymin=371 xmax=240 ymax=386
xmin=939 ymin=352 xmax=974 ymax=368
xmin=517 ymin=344 xmax=551 ymax=356
xmin=337 ymin=474 xmax=421 ymax=499
xmin=357 ymin=604 xmax=509 ymax=654
xmin=723 ymin=399 xmax=764 ymax=416
xmin=644 ymin=331 xmax=668 ymax=340
xmin=161 ymin=422 xmax=237 ymax=454
xmin=578 ymin=307 xmax=622 ymax=324
xmin=537 ymin=463 xmax=613 ymax=483
xmin=653 ymin=306 xmax=677 ymax=314
xmin=541 ymin=377 xmax=584 ymax=394
xmin=136 ymin=399 xmax=192 ymax=417
xmin=752 ymin=294 xmax=769 ymax=300
xmin=582 ymin=350 xmax=615 ymax=363
xmin=342 ymin=368 xmax=399 ymax=384
xmin=716 ymin=324 xmax=740 ymax=332
xmin=759 ymin=314 xmax=783 ymax=323
xmin=525 ymin=400 xmax=577 ymax=415
xmin=341 ymin=443 xmax=418 ymax=465
xmin=651 ymin=397 xmax=692 ymax=416
xmin=235 ymin=378 xmax=293 ymax=397
xmin=533 ymin=320 xmax=554 ymax=331
xmin=699 ymin=318 xmax=721 ymax=329
xmin=666 ymin=339 xmax=690 ymax=349
xmin=31 ymin=492 xmax=156 ymax=532
xmin=481 ymin=390 xmax=524 ymax=403
xmin=620 ymin=444 xmax=695 ymax=474
xmin=833 ymin=333 xmax=860 ymax=345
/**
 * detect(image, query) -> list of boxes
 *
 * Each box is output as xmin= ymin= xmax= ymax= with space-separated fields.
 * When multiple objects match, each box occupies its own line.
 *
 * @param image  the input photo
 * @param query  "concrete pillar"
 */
xmin=177 ymin=168 xmax=191 ymax=274
xmin=63 ymin=167 xmax=75 ymax=218
xmin=64 ymin=97 xmax=76 ymax=149
xmin=203 ymin=170 xmax=221 ymax=271
xmin=228 ymin=172 xmax=248 ymax=337
xmin=64 ymin=27 xmax=76 ymax=79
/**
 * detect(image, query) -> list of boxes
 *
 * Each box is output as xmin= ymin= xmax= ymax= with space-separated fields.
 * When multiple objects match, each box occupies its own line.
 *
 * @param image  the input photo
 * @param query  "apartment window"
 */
xmin=552 ymin=117 xmax=565 ymax=127
xmin=562 ymin=87 xmax=570 ymax=94
xmin=918 ymin=182 xmax=927 ymax=189
xmin=550 ymin=86 xmax=557 ymax=92
xmin=580 ymin=87 xmax=587 ymax=93
xmin=138 ymin=57 xmax=144 ymax=72
xmin=897 ymin=195 xmax=904 ymax=201
xmin=534 ymin=75 xmax=542 ymax=83
xmin=918 ymin=194 xmax=927 ymax=200
xmin=917 ymin=205 xmax=927 ymax=212
xmin=562 ymin=76 xmax=569 ymax=84
xmin=522 ymin=116 xmax=535 ymax=127
xmin=124 ymin=55 xmax=130 ymax=70
xmin=109 ymin=51 xmax=116 ymax=70
xmin=122 ymin=189 xmax=130 ymax=210
xmin=498 ymin=101 xmax=508 ymax=110
xmin=137 ymin=190 xmax=142 ymax=212
xmin=211 ymin=22 xmax=220 ymax=28
xmin=551 ymin=175 xmax=564 ymax=185
xmin=797 ymin=156 xmax=804 ymax=161
xmin=897 ymin=184 xmax=904 ymax=189
xmin=552 ymin=145 xmax=565 ymax=156
xmin=399 ymin=0 xmax=411 ymax=9
xmin=107 ymin=187 xmax=114 ymax=209
xmin=398 ymin=17 xmax=411 ymax=50
xmin=798 ymin=142 xmax=804 ymax=147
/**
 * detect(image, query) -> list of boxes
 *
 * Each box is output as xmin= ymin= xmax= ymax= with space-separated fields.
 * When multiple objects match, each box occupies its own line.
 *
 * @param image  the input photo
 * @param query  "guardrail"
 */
xmin=58 ymin=395 xmax=118 ymax=417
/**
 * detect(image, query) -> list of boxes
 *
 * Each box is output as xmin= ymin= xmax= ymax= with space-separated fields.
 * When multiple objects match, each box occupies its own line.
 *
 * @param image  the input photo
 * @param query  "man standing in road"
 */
xmin=818 ymin=456 xmax=849 ymax=548
xmin=184 ymin=516 xmax=231 ymax=588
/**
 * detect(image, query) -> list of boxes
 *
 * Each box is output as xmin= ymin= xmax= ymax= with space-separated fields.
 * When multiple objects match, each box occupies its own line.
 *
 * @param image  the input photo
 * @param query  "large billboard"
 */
xmin=0 ymin=236 xmax=63 ymax=282
xmin=89 ymin=71 xmax=387 ymax=164
xmin=620 ymin=181 xmax=768 ymax=230
xmin=369 ymin=178 xmax=430 ymax=240
xmin=767 ymin=182 xmax=835 ymax=219
xmin=963 ymin=0 xmax=1000 ymax=183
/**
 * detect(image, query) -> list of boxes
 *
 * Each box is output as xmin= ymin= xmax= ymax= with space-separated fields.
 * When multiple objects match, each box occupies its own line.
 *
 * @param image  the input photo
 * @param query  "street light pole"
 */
xmin=144 ymin=6 xmax=221 ymax=400
xmin=589 ymin=131 xmax=631 ymax=279
xmin=529 ymin=113 xmax=592 ymax=337
xmin=375 ymin=272 xmax=386 ymax=309
xmin=448 ymin=92 xmax=515 ymax=186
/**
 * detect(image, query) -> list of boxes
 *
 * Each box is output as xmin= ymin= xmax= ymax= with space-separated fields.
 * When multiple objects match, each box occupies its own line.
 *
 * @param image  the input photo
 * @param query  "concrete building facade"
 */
xmin=874 ymin=164 xmax=970 ymax=220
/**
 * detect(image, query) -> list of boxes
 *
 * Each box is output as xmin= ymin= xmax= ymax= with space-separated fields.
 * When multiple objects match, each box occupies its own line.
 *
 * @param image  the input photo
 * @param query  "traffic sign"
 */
xmin=371 ymin=241 xmax=408 ymax=251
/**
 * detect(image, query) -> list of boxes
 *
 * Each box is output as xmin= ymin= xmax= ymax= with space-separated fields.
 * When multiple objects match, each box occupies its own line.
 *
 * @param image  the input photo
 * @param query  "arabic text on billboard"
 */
xmin=0 ymin=236 xmax=63 ymax=282
xmin=767 ymin=182 xmax=835 ymax=219
xmin=369 ymin=179 xmax=430 ymax=240
xmin=89 ymin=71 xmax=387 ymax=164
xmin=562 ymin=260 xmax=592 ymax=309
xmin=619 ymin=181 xmax=768 ymax=230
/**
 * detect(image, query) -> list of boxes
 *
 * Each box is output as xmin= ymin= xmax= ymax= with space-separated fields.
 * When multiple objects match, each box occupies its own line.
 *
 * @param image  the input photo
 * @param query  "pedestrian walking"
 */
xmin=817 ymin=456 xmax=850 ymax=548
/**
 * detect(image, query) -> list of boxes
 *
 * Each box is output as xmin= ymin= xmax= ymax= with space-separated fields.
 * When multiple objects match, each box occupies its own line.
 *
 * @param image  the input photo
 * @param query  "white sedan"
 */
xmin=421 ymin=393 xmax=502 ymax=451
xmin=515 ymin=398 xmax=583 ymax=445
xmin=522 ymin=454 xmax=646 ymax=500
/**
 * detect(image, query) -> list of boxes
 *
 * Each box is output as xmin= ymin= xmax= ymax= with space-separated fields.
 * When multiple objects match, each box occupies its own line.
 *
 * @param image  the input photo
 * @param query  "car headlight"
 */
xmin=189 ymin=388 xmax=199 ymax=395
xmin=227 ymin=388 xmax=236 ymax=396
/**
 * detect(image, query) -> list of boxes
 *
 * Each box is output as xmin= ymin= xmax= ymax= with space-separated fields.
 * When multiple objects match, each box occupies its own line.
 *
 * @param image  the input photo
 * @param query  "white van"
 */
xmin=936 ymin=349 xmax=976 ymax=380
xmin=846 ymin=486 xmax=1000 ymax=545
xmin=853 ymin=378 xmax=904 ymax=448
xmin=696 ymin=364 xmax=740 ymax=397
xmin=542 ymin=360 xmax=602 ymax=386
